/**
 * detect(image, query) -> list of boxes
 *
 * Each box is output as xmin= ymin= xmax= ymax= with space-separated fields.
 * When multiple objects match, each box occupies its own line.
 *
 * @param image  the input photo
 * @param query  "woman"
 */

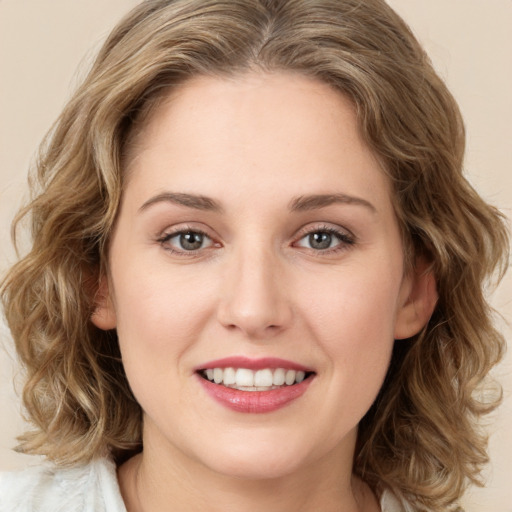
xmin=0 ymin=1 xmax=508 ymax=511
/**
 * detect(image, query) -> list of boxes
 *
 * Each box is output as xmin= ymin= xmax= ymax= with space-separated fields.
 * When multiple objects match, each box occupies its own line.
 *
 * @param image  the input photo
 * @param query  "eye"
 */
xmin=295 ymin=227 xmax=355 ymax=252
xmin=159 ymin=230 xmax=214 ymax=252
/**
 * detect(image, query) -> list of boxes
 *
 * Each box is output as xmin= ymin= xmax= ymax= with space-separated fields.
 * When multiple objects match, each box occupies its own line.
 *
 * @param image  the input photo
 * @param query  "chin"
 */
xmin=208 ymin=453 xmax=305 ymax=481
xmin=191 ymin=432 xmax=321 ymax=481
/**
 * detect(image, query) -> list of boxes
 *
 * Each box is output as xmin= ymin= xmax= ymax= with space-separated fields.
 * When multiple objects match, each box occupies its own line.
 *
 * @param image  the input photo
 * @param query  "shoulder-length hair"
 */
xmin=1 ymin=1 xmax=509 ymax=510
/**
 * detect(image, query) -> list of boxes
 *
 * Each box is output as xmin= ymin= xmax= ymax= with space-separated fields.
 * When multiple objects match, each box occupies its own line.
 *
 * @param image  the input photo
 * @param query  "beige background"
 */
xmin=0 ymin=1 xmax=510 ymax=510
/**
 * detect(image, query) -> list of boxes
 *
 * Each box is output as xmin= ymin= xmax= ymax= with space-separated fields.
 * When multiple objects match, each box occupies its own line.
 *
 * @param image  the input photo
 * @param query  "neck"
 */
xmin=117 ymin=424 xmax=380 ymax=512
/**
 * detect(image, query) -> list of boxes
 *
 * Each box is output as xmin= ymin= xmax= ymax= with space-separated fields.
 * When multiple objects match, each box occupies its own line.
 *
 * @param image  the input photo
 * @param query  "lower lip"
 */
xmin=197 ymin=375 xmax=313 ymax=413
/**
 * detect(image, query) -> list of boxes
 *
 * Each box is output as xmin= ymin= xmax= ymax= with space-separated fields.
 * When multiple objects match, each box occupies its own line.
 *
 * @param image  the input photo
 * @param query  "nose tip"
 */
xmin=219 ymin=306 xmax=286 ymax=338
xmin=216 ymin=253 xmax=292 ymax=339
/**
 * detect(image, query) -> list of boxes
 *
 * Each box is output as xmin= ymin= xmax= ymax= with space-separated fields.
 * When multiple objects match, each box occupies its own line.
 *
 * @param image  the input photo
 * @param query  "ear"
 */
xmin=394 ymin=258 xmax=438 ymax=340
xmin=91 ymin=274 xmax=117 ymax=330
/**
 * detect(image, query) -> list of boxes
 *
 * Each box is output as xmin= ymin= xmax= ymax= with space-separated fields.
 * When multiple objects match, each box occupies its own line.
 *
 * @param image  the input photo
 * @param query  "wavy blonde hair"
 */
xmin=1 ymin=0 xmax=509 ymax=510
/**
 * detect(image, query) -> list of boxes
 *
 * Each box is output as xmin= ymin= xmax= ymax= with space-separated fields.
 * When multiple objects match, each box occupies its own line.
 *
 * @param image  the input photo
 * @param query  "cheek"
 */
xmin=304 ymin=263 xmax=401 ymax=345
xmin=110 ymin=265 xmax=219 ymax=405
xmin=114 ymin=261 xmax=216 ymax=344
xmin=302 ymin=265 xmax=400 ymax=403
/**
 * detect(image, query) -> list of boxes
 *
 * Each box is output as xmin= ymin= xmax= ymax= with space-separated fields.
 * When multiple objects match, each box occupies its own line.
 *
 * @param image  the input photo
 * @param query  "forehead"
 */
xmin=122 ymin=72 xmax=391 ymax=213
xmin=125 ymin=72 xmax=366 ymax=165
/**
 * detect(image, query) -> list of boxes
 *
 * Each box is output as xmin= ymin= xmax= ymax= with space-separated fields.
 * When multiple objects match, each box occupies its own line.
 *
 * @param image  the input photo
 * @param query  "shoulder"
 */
xmin=0 ymin=457 xmax=126 ymax=512
xmin=380 ymin=488 xmax=416 ymax=512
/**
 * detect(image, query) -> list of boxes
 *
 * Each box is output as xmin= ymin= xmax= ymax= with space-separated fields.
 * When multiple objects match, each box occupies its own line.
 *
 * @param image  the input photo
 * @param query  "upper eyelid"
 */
xmin=159 ymin=231 xmax=211 ymax=244
xmin=291 ymin=224 xmax=357 ymax=254
xmin=294 ymin=222 xmax=355 ymax=240
xmin=158 ymin=223 xmax=214 ymax=239
xmin=157 ymin=226 xmax=217 ymax=251
xmin=155 ymin=222 xmax=356 ymax=245
xmin=157 ymin=228 xmax=218 ymax=257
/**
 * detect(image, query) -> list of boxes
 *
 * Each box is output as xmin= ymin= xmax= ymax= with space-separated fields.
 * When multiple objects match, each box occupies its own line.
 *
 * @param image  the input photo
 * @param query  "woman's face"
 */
xmin=94 ymin=72 xmax=432 ymax=480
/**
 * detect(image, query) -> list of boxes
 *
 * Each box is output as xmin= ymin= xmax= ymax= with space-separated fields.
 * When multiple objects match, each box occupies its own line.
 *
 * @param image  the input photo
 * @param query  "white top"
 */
xmin=0 ymin=458 xmax=412 ymax=512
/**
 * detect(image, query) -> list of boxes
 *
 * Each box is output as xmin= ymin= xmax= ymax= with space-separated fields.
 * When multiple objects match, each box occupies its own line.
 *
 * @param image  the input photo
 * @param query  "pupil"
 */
xmin=309 ymin=232 xmax=331 ymax=250
xmin=180 ymin=232 xmax=203 ymax=250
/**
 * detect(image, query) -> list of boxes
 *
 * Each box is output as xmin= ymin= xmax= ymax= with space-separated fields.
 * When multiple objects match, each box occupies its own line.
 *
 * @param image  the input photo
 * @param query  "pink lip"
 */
xmin=195 ymin=356 xmax=313 ymax=372
xmin=197 ymin=374 xmax=314 ymax=413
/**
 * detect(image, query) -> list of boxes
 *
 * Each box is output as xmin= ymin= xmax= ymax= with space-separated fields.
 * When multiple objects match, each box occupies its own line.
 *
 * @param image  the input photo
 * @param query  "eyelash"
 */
xmin=293 ymin=225 xmax=356 ymax=254
xmin=157 ymin=225 xmax=215 ymax=257
xmin=156 ymin=224 xmax=356 ymax=257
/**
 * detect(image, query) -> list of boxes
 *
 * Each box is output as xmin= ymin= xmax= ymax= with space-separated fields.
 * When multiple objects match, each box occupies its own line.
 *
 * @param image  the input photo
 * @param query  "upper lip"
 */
xmin=195 ymin=356 xmax=314 ymax=373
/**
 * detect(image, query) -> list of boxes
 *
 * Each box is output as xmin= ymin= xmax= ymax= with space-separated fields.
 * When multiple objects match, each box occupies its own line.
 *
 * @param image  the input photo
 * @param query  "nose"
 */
xmin=216 ymin=246 xmax=293 ymax=339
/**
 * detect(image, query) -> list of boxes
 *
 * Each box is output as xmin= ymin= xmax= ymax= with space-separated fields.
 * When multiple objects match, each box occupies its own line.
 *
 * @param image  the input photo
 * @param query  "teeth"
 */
xmin=273 ymin=368 xmax=286 ymax=385
xmin=213 ymin=368 xmax=223 ymax=384
xmin=254 ymin=369 xmax=273 ymax=387
xmin=285 ymin=369 xmax=296 ymax=385
xmin=223 ymin=367 xmax=236 ymax=385
xmin=202 ymin=367 xmax=309 ymax=389
xmin=235 ymin=368 xmax=254 ymax=387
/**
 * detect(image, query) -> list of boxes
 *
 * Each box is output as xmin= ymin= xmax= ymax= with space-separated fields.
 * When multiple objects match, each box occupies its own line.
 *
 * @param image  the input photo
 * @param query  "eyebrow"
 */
xmin=289 ymin=193 xmax=376 ymax=213
xmin=139 ymin=192 xmax=223 ymax=213
xmin=139 ymin=191 xmax=376 ymax=215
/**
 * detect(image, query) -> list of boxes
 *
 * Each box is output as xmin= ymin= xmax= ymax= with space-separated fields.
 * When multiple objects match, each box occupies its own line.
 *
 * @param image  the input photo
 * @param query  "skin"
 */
xmin=93 ymin=72 xmax=436 ymax=512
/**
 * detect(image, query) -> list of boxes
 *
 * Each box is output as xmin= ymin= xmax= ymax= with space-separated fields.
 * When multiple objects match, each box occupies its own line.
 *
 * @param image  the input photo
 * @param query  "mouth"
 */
xmin=195 ymin=357 xmax=316 ymax=413
xmin=198 ymin=367 xmax=315 ymax=392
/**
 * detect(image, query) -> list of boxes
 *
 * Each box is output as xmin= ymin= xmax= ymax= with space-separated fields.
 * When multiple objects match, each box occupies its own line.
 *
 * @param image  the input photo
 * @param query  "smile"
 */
xmin=196 ymin=357 xmax=315 ymax=413
xmin=201 ymin=367 xmax=308 ymax=391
